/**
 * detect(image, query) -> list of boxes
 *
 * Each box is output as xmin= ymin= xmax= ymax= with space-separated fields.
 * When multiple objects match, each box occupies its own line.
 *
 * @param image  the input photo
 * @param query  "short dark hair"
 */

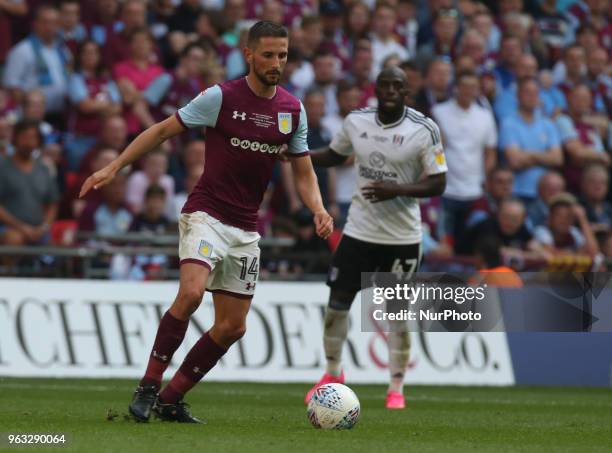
xmin=455 ymin=70 xmax=478 ymax=83
xmin=145 ymin=184 xmax=166 ymax=200
xmin=247 ymin=21 xmax=288 ymax=48
xmin=13 ymin=119 xmax=42 ymax=145
xmin=336 ymin=79 xmax=358 ymax=96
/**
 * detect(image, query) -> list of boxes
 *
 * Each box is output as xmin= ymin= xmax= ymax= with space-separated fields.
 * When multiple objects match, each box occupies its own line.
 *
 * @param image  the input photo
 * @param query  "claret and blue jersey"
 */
xmin=175 ymin=77 xmax=309 ymax=232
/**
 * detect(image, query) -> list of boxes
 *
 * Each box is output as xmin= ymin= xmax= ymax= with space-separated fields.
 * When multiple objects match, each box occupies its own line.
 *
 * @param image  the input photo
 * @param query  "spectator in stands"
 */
xmin=19 ymin=90 xmax=62 ymax=176
xmin=400 ymin=60 xmax=425 ymax=112
xmin=415 ymin=8 xmax=459 ymax=71
xmin=556 ymin=84 xmax=609 ymax=193
xmin=0 ymin=115 xmax=14 ymax=157
xmin=586 ymin=47 xmax=611 ymax=114
xmin=86 ymin=0 xmax=119 ymax=51
xmin=159 ymin=42 xmax=207 ymax=122
xmin=125 ymin=149 xmax=174 ymax=216
xmin=558 ymin=45 xmax=607 ymax=115
xmin=500 ymin=77 xmax=563 ymax=204
xmin=534 ymin=192 xmax=599 ymax=257
xmin=62 ymin=147 xmax=119 ymax=220
xmin=221 ymin=0 xmax=247 ymax=48
xmin=171 ymin=164 xmax=203 ymax=223
xmin=348 ymin=44 xmax=375 ymax=108
xmin=579 ymin=164 xmax=612 ymax=231
xmin=3 ymin=4 xmax=70 ymax=117
xmin=494 ymin=54 xmax=565 ymax=120
xmin=0 ymin=0 xmax=27 ymax=66
xmin=433 ymin=70 xmax=498 ymax=250
xmin=290 ymin=207 xmax=331 ymax=275
xmin=470 ymin=10 xmax=501 ymax=54
xmin=527 ymin=170 xmax=566 ymax=229
xmin=299 ymin=15 xmax=324 ymax=62
xmin=58 ymin=0 xmax=87 ymax=56
xmin=493 ymin=33 xmax=524 ymax=92
xmin=322 ymin=80 xmax=361 ymax=226
xmin=303 ymin=51 xmax=340 ymax=116
xmin=129 ymin=184 xmax=171 ymax=234
xmin=103 ymin=0 xmax=148 ymax=66
xmin=319 ymin=1 xmax=347 ymax=67
xmin=169 ymin=138 xmax=205 ymax=193
xmin=395 ymin=0 xmax=418 ymax=57
xmin=66 ymin=40 xmax=122 ymax=171
xmin=533 ymin=0 xmax=574 ymax=64
xmin=342 ymin=1 xmax=370 ymax=53
xmin=0 ymin=120 xmax=59 ymax=246
xmin=457 ymin=28 xmax=493 ymax=75
xmin=370 ymin=3 xmax=408 ymax=78
xmin=79 ymin=115 xmax=128 ymax=173
xmin=418 ymin=58 xmax=452 ymax=117
xmin=113 ymin=28 xmax=172 ymax=137
xmin=168 ymin=0 xmax=202 ymax=34
xmin=463 ymin=198 xmax=544 ymax=259
xmin=467 ymin=166 xmax=515 ymax=228
xmin=78 ymin=172 xmax=132 ymax=235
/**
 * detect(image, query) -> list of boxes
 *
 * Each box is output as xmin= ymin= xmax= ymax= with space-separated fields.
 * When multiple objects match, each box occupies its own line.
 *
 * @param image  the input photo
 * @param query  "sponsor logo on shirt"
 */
xmin=368 ymin=151 xmax=386 ymax=168
xmin=230 ymin=137 xmax=282 ymax=154
xmin=278 ymin=112 xmax=292 ymax=134
xmin=359 ymin=165 xmax=398 ymax=181
xmin=233 ymin=111 xmax=246 ymax=121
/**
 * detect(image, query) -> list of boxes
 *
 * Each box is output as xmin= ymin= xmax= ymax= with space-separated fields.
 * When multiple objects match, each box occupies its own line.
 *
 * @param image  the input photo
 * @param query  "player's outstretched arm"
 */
xmin=362 ymin=173 xmax=446 ymax=203
xmin=79 ymin=115 xmax=184 ymax=198
xmin=289 ymin=156 xmax=334 ymax=239
xmin=309 ymin=147 xmax=349 ymax=168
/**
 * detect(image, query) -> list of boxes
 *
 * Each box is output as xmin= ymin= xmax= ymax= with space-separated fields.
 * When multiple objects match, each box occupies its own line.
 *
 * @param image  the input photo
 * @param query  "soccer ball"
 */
xmin=307 ymin=383 xmax=360 ymax=429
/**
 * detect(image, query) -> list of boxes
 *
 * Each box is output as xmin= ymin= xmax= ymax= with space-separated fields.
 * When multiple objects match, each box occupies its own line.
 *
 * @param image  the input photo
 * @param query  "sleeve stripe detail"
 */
xmin=405 ymin=110 xmax=440 ymax=145
xmin=174 ymin=111 xmax=188 ymax=130
xmin=288 ymin=151 xmax=310 ymax=158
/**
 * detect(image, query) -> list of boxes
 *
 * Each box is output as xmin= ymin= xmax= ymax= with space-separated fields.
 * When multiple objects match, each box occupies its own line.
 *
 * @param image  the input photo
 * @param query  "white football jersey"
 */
xmin=330 ymin=107 xmax=447 ymax=244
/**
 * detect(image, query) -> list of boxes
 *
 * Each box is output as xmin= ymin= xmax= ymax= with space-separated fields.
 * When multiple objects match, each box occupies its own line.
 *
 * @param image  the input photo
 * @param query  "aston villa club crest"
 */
xmin=198 ymin=240 xmax=213 ymax=258
xmin=278 ymin=112 xmax=292 ymax=134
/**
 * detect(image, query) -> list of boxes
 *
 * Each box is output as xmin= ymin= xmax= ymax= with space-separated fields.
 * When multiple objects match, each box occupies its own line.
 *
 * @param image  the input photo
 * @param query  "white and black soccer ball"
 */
xmin=307 ymin=383 xmax=360 ymax=429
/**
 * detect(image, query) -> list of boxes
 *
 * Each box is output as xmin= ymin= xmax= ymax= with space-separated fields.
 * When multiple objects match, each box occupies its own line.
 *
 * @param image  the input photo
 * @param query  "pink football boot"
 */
xmin=385 ymin=391 xmax=406 ymax=409
xmin=304 ymin=371 xmax=345 ymax=404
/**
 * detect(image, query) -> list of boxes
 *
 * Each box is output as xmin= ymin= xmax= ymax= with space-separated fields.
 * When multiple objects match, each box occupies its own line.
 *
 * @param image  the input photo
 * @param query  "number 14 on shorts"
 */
xmin=239 ymin=257 xmax=258 ymax=280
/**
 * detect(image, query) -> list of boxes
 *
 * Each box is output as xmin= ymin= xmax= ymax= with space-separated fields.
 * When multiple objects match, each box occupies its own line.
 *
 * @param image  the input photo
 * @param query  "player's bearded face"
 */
xmin=250 ymin=37 xmax=288 ymax=86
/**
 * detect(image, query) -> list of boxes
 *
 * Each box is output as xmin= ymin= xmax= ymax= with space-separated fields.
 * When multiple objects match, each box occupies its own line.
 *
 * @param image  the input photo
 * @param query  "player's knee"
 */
xmin=218 ymin=320 xmax=246 ymax=344
xmin=175 ymin=287 xmax=205 ymax=313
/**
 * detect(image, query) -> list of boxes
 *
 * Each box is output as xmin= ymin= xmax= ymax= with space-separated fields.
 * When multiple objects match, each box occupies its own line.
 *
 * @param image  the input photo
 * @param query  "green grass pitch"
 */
xmin=1 ymin=378 xmax=611 ymax=452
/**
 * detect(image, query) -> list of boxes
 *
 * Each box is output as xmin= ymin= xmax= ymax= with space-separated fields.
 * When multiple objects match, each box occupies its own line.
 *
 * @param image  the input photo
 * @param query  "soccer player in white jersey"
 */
xmin=305 ymin=66 xmax=448 ymax=409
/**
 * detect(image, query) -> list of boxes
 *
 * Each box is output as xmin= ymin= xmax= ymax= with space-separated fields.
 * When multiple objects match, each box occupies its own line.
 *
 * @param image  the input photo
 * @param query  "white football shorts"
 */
xmin=178 ymin=211 xmax=260 ymax=298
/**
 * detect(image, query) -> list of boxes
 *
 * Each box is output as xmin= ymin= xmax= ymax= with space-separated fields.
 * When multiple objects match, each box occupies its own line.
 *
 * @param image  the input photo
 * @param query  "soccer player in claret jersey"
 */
xmin=80 ymin=21 xmax=333 ymax=423
xmin=305 ymin=67 xmax=447 ymax=409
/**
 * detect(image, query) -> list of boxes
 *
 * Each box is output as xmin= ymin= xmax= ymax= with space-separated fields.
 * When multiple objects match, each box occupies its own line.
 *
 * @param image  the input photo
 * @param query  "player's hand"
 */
xmin=361 ymin=181 xmax=402 ymax=203
xmin=79 ymin=164 xmax=118 ymax=198
xmin=277 ymin=144 xmax=290 ymax=162
xmin=314 ymin=210 xmax=333 ymax=239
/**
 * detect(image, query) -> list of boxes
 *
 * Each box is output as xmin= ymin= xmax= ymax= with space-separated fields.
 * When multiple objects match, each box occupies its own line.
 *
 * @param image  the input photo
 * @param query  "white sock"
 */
xmin=387 ymin=327 xmax=411 ymax=394
xmin=323 ymin=307 xmax=349 ymax=376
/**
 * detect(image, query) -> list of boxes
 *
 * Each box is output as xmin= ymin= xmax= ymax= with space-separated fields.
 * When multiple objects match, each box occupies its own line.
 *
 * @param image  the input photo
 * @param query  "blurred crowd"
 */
xmin=0 ymin=0 xmax=611 ymax=278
